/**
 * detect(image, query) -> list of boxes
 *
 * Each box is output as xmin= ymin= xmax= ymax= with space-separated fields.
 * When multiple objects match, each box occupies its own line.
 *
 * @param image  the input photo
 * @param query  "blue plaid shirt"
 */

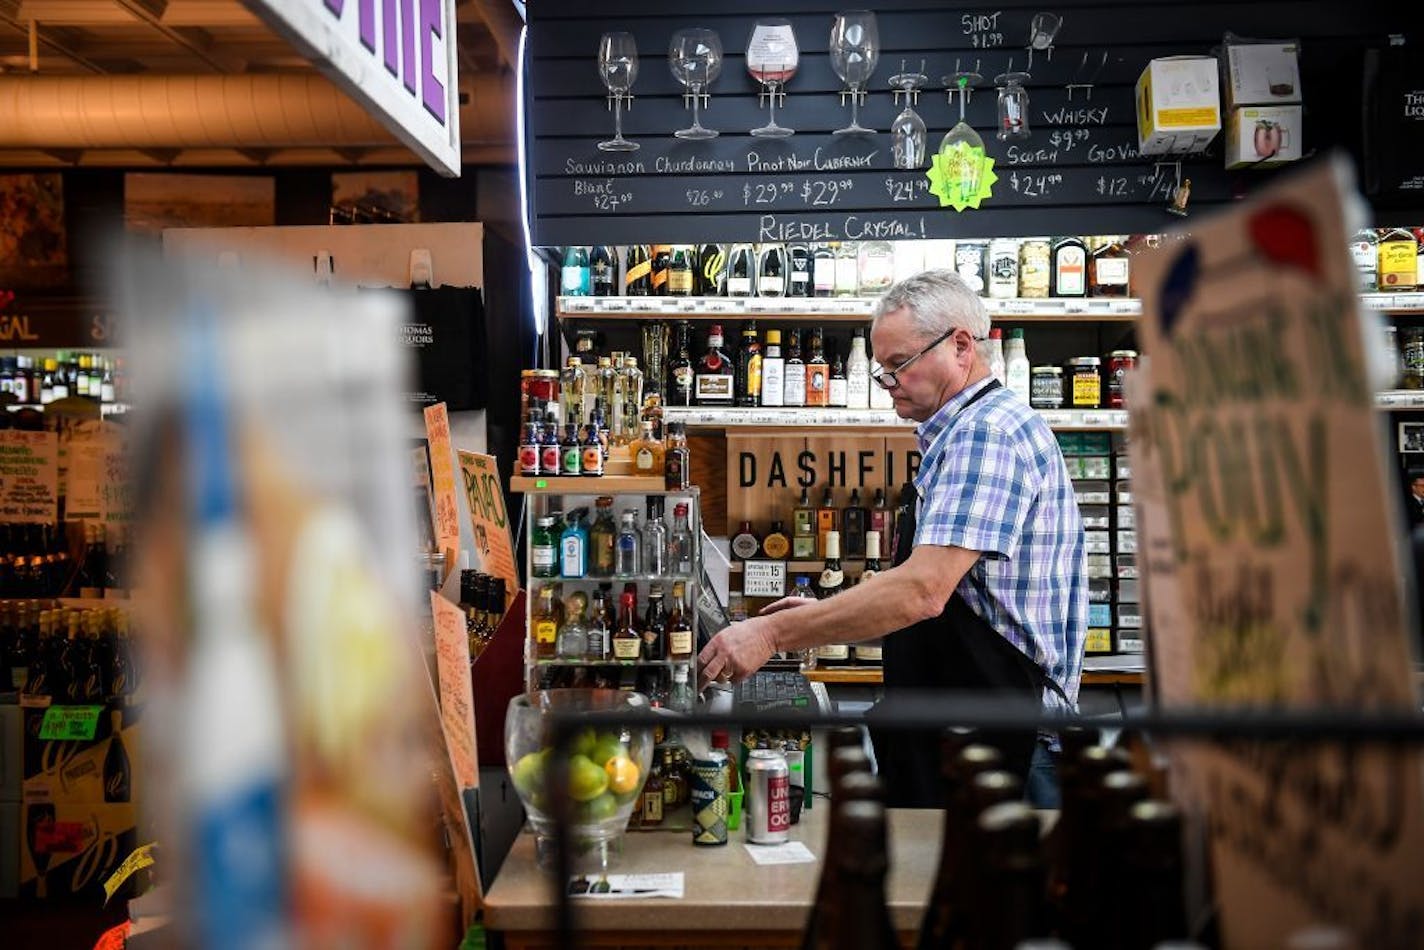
xmin=913 ymin=377 xmax=1086 ymax=711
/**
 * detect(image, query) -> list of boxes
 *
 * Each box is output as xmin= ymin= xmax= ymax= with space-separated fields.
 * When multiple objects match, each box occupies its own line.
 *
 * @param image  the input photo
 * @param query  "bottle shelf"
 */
xmin=558 ymin=295 xmax=1142 ymax=321
xmin=804 ymin=667 xmax=1147 ymax=686
xmin=730 ymin=560 xmax=870 ymax=575
xmin=1376 ymin=391 xmax=1424 ymax=410
xmin=511 ymin=474 xmax=669 ymax=493
xmin=663 ymin=405 xmax=1131 ymax=431
xmin=1363 ymin=291 xmax=1424 ymax=313
xmin=532 ymin=573 xmax=696 ymax=584
xmin=533 ymin=658 xmax=691 ymax=668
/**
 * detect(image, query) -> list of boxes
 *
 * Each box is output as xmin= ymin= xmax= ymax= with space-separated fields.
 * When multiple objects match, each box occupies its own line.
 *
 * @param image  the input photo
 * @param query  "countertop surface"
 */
xmin=483 ymin=805 xmax=943 ymax=933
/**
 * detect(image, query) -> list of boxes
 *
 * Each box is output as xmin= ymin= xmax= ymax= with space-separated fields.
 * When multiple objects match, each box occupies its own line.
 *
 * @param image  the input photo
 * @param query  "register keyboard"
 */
xmin=734 ymin=670 xmax=818 ymax=714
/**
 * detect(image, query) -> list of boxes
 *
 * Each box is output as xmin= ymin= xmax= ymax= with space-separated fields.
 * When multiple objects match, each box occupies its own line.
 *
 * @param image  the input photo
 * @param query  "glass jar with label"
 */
xmin=1051 ymin=237 xmax=1089 ymax=298
xmin=955 ymin=241 xmax=988 ymax=296
xmin=1018 ymin=239 xmax=1051 ymax=298
xmin=520 ymin=369 xmax=560 ymax=421
xmin=1067 ymin=357 xmax=1102 ymax=408
xmin=1030 ymin=365 xmax=1063 ymax=409
xmin=1088 ymin=236 xmax=1132 ymax=297
xmin=1403 ymin=330 xmax=1424 ymax=390
xmin=1107 ymin=350 xmax=1137 ymax=408
xmin=857 ymin=240 xmax=895 ymax=295
xmin=988 ymin=239 xmax=1020 ymax=298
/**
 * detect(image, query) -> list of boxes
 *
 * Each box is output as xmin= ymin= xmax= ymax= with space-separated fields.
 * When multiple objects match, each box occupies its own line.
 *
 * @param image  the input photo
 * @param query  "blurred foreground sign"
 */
xmin=1129 ymin=156 xmax=1424 ymax=946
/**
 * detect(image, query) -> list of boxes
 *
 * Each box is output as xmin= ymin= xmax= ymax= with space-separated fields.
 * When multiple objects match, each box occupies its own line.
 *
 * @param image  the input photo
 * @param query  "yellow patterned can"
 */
xmin=691 ymin=751 xmax=729 ymax=846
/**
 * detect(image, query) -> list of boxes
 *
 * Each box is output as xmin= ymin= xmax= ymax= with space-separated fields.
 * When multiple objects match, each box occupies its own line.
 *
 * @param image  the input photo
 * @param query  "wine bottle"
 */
xmin=668 ymin=245 xmax=696 ymax=296
xmin=625 ymin=244 xmax=652 ymax=295
xmin=668 ymin=320 xmax=694 ymax=406
xmin=727 ymin=243 xmax=755 ymax=297
xmin=757 ymin=243 xmax=787 ymax=297
xmin=698 ymin=243 xmax=727 ymax=296
xmin=650 ymin=244 xmax=672 ymax=295
xmin=788 ymin=243 xmax=812 ymax=297
xmin=590 ymin=245 xmax=618 ymax=296
xmin=560 ymin=246 xmax=590 ymax=296
xmin=812 ymin=244 xmax=836 ymax=298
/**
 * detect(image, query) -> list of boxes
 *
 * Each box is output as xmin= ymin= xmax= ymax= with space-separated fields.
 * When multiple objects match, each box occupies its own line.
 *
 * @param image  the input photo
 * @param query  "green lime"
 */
xmin=579 ymin=792 xmax=619 ymax=822
xmin=589 ymin=735 xmax=627 ymax=768
xmin=567 ymin=754 xmax=610 ymax=802
xmin=511 ymin=751 xmax=546 ymax=798
xmin=570 ymin=728 xmax=599 ymax=760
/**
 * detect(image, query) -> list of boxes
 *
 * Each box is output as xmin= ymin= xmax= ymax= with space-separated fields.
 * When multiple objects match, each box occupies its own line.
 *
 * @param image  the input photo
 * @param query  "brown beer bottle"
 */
xmin=974 ymin=802 xmax=1050 ymax=950
xmin=1090 ymin=771 xmax=1149 ymax=950
xmin=802 ymin=760 xmax=883 ymax=950
xmin=1050 ymin=745 xmax=1131 ymax=939
xmin=917 ymin=742 xmax=1005 ymax=950
xmin=1122 ymin=800 xmax=1190 ymax=949
xmin=827 ymin=801 xmax=900 ymax=950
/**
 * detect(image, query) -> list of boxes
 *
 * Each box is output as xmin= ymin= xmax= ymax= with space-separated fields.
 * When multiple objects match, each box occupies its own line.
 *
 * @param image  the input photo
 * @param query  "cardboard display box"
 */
xmin=1225 ymin=42 xmax=1302 ymax=108
xmin=1136 ymin=56 xmax=1222 ymax=156
xmin=1226 ymin=104 xmax=1304 ymax=168
xmin=18 ymin=800 xmax=140 ymax=900
xmin=22 ymin=703 xmax=141 ymax=805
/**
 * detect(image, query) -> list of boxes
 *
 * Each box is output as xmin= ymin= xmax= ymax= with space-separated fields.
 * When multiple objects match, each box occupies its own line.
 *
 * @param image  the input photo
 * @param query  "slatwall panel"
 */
xmin=525 ymin=0 xmax=1416 ymax=245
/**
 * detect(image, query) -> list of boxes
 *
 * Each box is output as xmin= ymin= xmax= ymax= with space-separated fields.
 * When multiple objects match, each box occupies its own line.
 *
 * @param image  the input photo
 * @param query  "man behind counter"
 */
xmin=698 ymin=269 xmax=1087 ymax=807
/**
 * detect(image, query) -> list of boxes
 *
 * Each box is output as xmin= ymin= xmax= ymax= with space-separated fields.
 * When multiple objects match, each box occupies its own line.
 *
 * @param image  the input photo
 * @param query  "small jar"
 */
xmin=1405 ymin=330 xmax=1424 ymax=389
xmin=1030 ymin=365 xmax=1064 ymax=409
xmin=1107 ymin=350 xmax=1137 ymax=408
xmin=521 ymin=369 xmax=560 ymax=419
xmin=1067 ymin=357 xmax=1102 ymax=408
xmin=1019 ymin=239 xmax=1052 ymax=298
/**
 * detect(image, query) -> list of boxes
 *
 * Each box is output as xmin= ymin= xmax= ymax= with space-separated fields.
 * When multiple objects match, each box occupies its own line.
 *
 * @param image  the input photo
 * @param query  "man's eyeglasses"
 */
xmin=871 ymin=327 xmax=978 ymax=390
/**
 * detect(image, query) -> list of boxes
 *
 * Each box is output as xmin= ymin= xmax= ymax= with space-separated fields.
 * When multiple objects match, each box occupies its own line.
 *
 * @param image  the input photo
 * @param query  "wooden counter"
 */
xmin=804 ymin=668 xmax=1146 ymax=687
xmin=483 ymin=805 xmax=942 ymax=948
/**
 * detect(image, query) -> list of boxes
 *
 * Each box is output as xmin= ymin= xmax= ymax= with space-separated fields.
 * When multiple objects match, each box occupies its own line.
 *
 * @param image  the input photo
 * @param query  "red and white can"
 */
xmin=745 ymin=748 xmax=791 ymax=845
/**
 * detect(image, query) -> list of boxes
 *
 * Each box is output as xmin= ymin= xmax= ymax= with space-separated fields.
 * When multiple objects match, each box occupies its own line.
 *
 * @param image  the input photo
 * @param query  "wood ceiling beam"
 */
xmin=112 ymin=0 xmax=239 ymax=72
xmin=462 ymin=0 xmax=520 ymax=70
xmin=0 ymin=2 xmax=105 ymax=72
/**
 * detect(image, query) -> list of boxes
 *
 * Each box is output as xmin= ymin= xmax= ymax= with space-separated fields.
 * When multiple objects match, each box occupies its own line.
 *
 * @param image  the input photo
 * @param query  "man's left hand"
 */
xmin=697 ymin=617 xmax=779 ymax=690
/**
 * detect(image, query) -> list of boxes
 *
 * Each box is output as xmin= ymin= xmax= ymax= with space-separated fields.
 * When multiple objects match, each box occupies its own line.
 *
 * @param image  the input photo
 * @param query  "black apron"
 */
xmin=869 ymin=380 xmax=1067 ymax=808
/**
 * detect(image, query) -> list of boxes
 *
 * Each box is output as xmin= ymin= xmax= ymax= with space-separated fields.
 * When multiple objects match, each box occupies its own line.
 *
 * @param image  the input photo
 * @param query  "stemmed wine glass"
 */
xmin=597 ymin=32 xmax=639 ymax=152
xmin=669 ymin=29 xmax=723 ymax=140
xmin=994 ymin=66 xmax=1032 ymax=141
xmin=829 ymin=10 xmax=879 ymax=135
xmin=888 ymin=61 xmax=928 ymax=169
xmin=746 ymin=19 xmax=798 ymax=138
xmin=939 ymin=67 xmax=986 ymax=206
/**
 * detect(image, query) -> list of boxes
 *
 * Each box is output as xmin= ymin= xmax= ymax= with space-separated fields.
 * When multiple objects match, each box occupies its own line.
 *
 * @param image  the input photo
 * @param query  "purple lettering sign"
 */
xmin=400 ymin=0 xmax=417 ymax=93
xmin=358 ymin=0 xmax=375 ymax=53
xmin=381 ymin=0 xmax=397 ymax=75
xmin=420 ymin=0 xmax=446 ymax=123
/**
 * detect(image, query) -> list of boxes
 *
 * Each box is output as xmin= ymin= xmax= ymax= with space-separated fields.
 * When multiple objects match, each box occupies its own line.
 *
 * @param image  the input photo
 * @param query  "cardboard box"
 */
xmin=1136 ymin=57 xmax=1222 ymax=155
xmin=18 ymin=800 xmax=139 ymax=900
xmin=1225 ymin=43 xmax=1301 ymax=107
xmin=1226 ymin=104 xmax=1303 ymax=169
xmin=1 ymin=704 xmax=20 ymax=803
xmin=22 ymin=703 xmax=141 ymax=805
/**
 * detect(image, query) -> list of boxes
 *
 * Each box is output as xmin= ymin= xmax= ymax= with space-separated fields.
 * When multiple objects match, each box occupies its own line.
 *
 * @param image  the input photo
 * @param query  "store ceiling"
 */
xmin=0 ymin=0 xmax=521 ymax=167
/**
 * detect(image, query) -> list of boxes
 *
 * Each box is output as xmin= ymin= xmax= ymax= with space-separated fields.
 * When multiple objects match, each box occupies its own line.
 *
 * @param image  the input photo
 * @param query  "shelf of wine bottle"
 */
xmin=558 ymin=295 xmax=1143 ymax=321
xmin=533 ymin=658 xmax=692 ymax=668
xmin=533 ymin=573 xmax=696 ymax=584
xmin=665 ymin=406 xmax=1131 ymax=431
xmin=511 ymin=474 xmax=669 ymax=493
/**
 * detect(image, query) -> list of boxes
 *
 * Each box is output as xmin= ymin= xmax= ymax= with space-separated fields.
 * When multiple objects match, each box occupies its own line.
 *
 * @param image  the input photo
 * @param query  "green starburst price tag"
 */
xmin=926 ymin=142 xmax=997 ymax=211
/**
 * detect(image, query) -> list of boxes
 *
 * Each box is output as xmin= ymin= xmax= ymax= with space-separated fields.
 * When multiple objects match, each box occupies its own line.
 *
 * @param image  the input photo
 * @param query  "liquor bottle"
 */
xmin=868 ymin=487 xmax=890 ymax=540
xmin=560 ymin=246 xmax=591 ymax=296
xmin=617 ymin=355 xmax=644 ymax=444
xmin=641 ymin=584 xmax=668 ymax=660
xmin=559 ymin=423 xmax=582 ymax=476
xmin=869 ymin=350 xmax=894 ymax=409
xmin=532 ymin=515 xmax=559 ymax=578
xmin=668 ymin=245 xmax=696 ymax=296
xmin=1088 ymin=235 xmax=1131 ymax=297
xmin=586 ymin=587 xmax=611 ymax=660
xmin=581 ymin=415 xmax=605 ymax=476
xmin=830 ymin=242 xmax=857 ymax=296
xmin=614 ymin=509 xmax=642 ymax=575
xmin=737 ymin=322 xmax=763 ymax=407
xmin=102 ymin=708 xmax=131 ymax=802
xmin=815 ymin=532 xmax=849 ymax=666
xmin=746 ymin=520 xmax=784 ymax=562
xmin=596 ymin=356 xmax=617 ymax=424
xmin=761 ymin=329 xmax=786 ymax=407
xmin=827 ymin=802 xmax=900 ymax=950
xmin=79 ymin=524 xmax=107 ymax=599
xmin=730 ymin=520 xmax=761 ymax=560
xmin=788 ymin=243 xmax=812 ymax=297
xmin=805 ymin=328 xmax=830 ymax=407
xmin=828 ymin=348 xmax=848 ymax=408
xmin=4 ymin=607 xmax=29 ymax=691
xmin=698 ymin=243 xmax=727 ymax=295
xmin=668 ymin=320 xmax=695 ymax=406
xmin=812 ymin=243 xmax=836 ymax=297
xmin=694 ymin=324 xmax=736 ymax=406
xmin=590 ymin=245 xmax=618 ymax=296
xmin=669 ymin=664 xmax=695 ymax=713
xmin=792 ymin=488 xmax=817 ymax=559
xmin=560 ymin=356 xmax=587 ymax=427
xmin=625 ymin=244 xmax=652 ymax=295
xmin=589 ymin=497 xmax=617 ymax=576
xmin=846 ymin=328 xmax=871 ymax=409
xmin=668 ymin=502 xmax=694 ymax=574
xmin=642 ymin=497 xmax=669 ymax=575
xmin=558 ymin=591 xmax=589 ymax=659
xmin=540 ymin=411 xmax=561 ymax=477
xmin=727 ymin=243 xmax=756 ymax=297
xmin=650 ymin=244 xmax=672 ymax=295
xmin=518 ymin=409 xmax=542 ymax=476
xmin=532 ymin=585 xmax=559 ymax=660
xmin=757 ymin=243 xmax=787 ymax=297
xmin=631 ymin=420 xmax=664 ymax=477
xmin=816 ymin=485 xmax=838 ymax=557
xmin=1005 ymin=329 xmax=1031 ymax=402
xmin=1380 ymin=227 xmax=1419 ymax=291
xmin=613 ymin=590 xmax=643 ymax=662
xmin=668 ymin=581 xmax=694 ymax=661
xmin=842 ymin=488 xmax=868 ymax=558
xmin=857 ymin=240 xmax=895 ymax=296
xmin=986 ymin=328 xmax=1005 ymax=385
xmin=783 ymin=328 xmax=807 ymax=407
xmin=664 ymin=422 xmax=690 ymax=490
xmin=1050 ymin=236 xmax=1088 ymax=297
xmin=561 ymin=510 xmax=588 ymax=577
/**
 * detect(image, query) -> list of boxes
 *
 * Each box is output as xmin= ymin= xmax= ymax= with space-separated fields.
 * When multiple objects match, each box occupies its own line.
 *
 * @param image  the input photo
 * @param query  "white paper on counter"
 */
xmin=568 ymin=872 xmax=684 ymax=899
xmin=743 ymin=841 xmax=817 ymax=866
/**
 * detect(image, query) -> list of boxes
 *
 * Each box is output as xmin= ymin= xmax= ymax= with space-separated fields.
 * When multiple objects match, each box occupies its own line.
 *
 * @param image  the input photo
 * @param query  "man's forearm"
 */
xmin=765 ymin=564 xmax=940 ymax=653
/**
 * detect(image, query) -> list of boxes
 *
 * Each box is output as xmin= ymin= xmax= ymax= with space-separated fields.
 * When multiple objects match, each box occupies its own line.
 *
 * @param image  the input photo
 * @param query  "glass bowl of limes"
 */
xmin=505 ymin=689 xmax=655 ymax=871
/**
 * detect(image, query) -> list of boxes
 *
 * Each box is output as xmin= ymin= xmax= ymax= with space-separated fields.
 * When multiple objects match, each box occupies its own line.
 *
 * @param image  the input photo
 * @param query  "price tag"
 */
xmin=743 ymin=560 xmax=788 ymax=598
xmin=602 ymin=298 xmax=627 ymax=312
xmin=38 ymin=705 xmax=104 ymax=741
xmin=1080 ymin=411 xmax=1107 ymax=426
xmin=103 ymin=842 xmax=158 ymax=903
xmin=1000 ymin=299 xmax=1032 ymax=314
xmin=1108 ymin=411 xmax=1130 ymax=427
xmin=1039 ymin=411 xmax=1070 ymax=427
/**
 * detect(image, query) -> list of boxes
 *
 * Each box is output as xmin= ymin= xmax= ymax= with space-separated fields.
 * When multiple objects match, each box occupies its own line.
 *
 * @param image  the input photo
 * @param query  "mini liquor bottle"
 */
xmin=664 ymin=422 xmax=690 ymax=490
xmin=559 ymin=423 xmax=582 ymax=476
xmin=842 ymin=487 xmax=868 ymax=558
xmin=630 ymin=420 xmax=664 ymax=476
xmin=792 ymin=488 xmax=817 ymax=559
xmin=817 ymin=485 xmax=839 ymax=558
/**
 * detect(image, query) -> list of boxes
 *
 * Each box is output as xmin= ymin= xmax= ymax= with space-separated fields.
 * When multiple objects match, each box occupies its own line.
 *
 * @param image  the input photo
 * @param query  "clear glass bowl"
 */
xmin=505 ymin=689 xmax=656 ymax=871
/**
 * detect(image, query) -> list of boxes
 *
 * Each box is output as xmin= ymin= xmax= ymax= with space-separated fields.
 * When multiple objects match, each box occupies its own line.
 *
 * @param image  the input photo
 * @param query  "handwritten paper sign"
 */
xmin=457 ymin=451 xmax=517 ymax=608
xmin=0 ymin=430 xmax=58 ymax=523
xmin=1129 ymin=156 xmax=1424 ymax=948
xmin=422 ymin=403 xmax=461 ymax=570
xmin=431 ymin=591 xmax=477 ymax=789
xmin=64 ymin=422 xmax=126 ymax=523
